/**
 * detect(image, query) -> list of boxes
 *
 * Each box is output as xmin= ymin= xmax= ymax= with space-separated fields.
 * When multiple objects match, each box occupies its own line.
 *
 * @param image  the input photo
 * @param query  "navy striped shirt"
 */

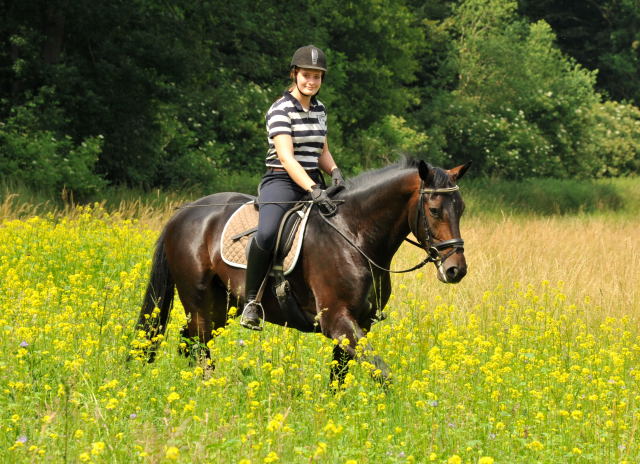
xmin=265 ymin=91 xmax=327 ymax=170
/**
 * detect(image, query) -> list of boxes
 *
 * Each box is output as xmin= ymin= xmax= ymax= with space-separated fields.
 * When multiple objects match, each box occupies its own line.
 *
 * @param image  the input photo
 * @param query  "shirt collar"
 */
xmin=283 ymin=90 xmax=318 ymax=111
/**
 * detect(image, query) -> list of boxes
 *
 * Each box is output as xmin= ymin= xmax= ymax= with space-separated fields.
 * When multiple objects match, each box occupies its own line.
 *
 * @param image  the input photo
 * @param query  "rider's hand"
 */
xmin=331 ymin=168 xmax=345 ymax=188
xmin=310 ymin=184 xmax=337 ymax=216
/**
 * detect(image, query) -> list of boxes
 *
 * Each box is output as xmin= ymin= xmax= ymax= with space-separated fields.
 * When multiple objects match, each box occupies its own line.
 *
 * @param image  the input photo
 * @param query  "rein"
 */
xmin=318 ymin=183 xmax=464 ymax=274
xmin=318 ymin=213 xmax=435 ymax=273
xmin=177 ymin=200 xmax=345 ymax=209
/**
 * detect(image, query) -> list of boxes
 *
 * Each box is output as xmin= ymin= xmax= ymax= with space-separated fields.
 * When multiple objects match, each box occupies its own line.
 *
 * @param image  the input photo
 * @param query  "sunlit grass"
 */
xmin=1 ymin=203 xmax=639 ymax=463
xmin=396 ymin=215 xmax=640 ymax=323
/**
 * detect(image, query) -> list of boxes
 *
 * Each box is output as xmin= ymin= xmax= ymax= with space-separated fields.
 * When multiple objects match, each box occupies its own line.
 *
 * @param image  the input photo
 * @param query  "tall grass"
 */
xmin=396 ymin=215 xmax=640 ymax=323
xmin=463 ymin=177 xmax=640 ymax=217
xmin=3 ymin=175 xmax=638 ymax=222
xmin=0 ymin=171 xmax=262 ymax=223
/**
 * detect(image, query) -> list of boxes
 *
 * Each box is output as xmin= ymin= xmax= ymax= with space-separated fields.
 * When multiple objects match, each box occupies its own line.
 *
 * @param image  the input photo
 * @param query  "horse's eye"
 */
xmin=429 ymin=207 xmax=441 ymax=218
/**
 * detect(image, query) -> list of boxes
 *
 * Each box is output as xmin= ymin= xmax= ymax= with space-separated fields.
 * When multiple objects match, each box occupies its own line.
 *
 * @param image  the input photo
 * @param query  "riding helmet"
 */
xmin=290 ymin=45 xmax=327 ymax=72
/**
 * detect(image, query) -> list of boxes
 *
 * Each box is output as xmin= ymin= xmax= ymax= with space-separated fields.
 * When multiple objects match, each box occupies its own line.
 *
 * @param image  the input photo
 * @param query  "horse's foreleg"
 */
xmin=369 ymin=272 xmax=391 ymax=325
xmin=323 ymin=310 xmax=391 ymax=388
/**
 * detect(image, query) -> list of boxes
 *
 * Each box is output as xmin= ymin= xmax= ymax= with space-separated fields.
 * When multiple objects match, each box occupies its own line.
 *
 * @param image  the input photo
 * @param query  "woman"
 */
xmin=240 ymin=45 xmax=345 ymax=330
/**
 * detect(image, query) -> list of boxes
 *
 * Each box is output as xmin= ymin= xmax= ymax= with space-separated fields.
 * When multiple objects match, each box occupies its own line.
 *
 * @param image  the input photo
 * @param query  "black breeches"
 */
xmin=255 ymin=170 xmax=322 ymax=251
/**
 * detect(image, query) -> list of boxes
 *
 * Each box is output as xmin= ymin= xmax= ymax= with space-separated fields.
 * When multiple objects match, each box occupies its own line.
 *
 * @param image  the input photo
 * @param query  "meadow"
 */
xmin=0 ymin=180 xmax=639 ymax=463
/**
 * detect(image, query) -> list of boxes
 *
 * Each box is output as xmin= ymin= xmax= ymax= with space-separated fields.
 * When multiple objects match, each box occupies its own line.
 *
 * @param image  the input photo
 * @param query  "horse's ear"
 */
xmin=448 ymin=161 xmax=472 ymax=182
xmin=418 ymin=160 xmax=435 ymax=184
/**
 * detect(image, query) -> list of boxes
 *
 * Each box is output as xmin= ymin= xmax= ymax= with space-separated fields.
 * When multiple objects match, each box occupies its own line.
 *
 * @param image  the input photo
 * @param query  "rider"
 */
xmin=240 ymin=45 xmax=345 ymax=330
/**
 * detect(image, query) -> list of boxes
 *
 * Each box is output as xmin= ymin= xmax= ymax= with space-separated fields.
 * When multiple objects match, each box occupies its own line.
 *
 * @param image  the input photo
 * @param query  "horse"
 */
xmin=134 ymin=158 xmax=470 ymax=385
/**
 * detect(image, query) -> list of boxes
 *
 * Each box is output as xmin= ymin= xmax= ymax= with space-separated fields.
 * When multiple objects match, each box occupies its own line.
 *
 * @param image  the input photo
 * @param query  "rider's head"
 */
xmin=289 ymin=45 xmax=327 ymax=97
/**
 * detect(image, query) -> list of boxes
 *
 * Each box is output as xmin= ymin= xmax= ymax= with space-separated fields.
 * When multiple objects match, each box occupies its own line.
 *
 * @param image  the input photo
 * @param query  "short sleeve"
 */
xmin=267 ymin=108 xmax=291 ymax=138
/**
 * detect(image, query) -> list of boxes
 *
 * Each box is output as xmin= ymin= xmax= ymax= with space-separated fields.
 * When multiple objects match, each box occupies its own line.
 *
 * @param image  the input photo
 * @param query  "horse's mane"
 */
xmin=341 ymin=157 xmax=450 ymax=199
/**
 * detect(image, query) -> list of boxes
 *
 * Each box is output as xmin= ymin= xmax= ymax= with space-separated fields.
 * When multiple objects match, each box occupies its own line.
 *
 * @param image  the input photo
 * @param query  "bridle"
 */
xmin=317 ymin=181 xmax=465 ymax=274
xmin=405 ymin=181 xmax=465 ymax=266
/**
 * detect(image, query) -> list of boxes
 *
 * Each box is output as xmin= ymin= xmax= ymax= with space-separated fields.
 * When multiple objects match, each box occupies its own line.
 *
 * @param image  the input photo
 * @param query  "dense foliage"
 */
xmin=1 ymin=0 xmax=638 ymax=195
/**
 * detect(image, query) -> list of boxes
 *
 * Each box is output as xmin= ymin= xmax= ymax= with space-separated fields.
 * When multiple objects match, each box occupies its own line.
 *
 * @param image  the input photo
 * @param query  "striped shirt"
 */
xmin=265 ymin=91 xmax=327 ymax=170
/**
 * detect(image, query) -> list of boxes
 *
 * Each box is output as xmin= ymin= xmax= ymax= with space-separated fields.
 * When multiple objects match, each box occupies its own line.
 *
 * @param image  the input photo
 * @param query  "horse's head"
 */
xmin=413 ymin=160 xmax=471 ymax=283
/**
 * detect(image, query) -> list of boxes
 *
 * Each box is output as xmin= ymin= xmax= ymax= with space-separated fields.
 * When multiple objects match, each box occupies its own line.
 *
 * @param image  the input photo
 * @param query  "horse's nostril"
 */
xmin=446 ymin=266 xmax=459 ymax=279
xmin=445 ymin=265 xmax=467 ymax=282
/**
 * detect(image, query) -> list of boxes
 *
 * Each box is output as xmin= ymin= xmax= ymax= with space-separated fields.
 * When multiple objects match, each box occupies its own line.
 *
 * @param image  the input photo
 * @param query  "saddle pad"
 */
xmin=220 ymin=201 xmax=311 ymax=275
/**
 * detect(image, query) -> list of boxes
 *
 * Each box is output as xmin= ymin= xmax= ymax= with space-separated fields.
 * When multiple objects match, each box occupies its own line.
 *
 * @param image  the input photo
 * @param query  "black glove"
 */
xmin=331 ymin=168 xmax=346 ymax=188
xmin=310 ymin=184 xmax=337 ymax=216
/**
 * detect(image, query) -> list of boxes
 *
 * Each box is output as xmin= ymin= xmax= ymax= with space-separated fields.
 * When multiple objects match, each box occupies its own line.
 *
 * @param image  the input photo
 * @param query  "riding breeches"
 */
xmin=255 ymin=170 xmax=323 ymax=252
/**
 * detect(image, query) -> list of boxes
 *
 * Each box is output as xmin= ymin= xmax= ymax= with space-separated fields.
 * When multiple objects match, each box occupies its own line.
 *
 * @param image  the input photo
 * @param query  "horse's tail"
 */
xmin=134 ymin=228 xmax=175 ymax=361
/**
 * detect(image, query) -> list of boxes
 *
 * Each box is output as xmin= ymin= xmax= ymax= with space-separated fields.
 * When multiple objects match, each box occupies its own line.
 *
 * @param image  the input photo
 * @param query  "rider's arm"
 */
xmin=318 ymin=138 xmax=338 ymax=175
xmin=273 ymin=134 xmax=317 ymax=192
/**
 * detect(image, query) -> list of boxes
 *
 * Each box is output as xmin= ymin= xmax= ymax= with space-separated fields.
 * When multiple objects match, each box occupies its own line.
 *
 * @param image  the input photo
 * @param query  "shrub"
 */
xmin=347 ymin=115 xmax=430 ymax=171
xmin=421 ymin=0 xmax=613 ymax=179
xmin=0 ymin=91 xmax=105 ymax=197
xmin=584 ymin=100 xmax=640 ymax=176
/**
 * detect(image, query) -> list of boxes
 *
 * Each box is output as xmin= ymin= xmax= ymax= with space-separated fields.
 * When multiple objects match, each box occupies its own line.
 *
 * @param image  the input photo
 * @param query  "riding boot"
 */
xmin=240 ymin=238 xmax=272 ymax=330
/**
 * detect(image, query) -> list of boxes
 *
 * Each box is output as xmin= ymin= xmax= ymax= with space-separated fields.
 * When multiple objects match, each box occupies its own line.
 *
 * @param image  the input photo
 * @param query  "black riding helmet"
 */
xmin=290 ymin=45 xmax=327 ymax=72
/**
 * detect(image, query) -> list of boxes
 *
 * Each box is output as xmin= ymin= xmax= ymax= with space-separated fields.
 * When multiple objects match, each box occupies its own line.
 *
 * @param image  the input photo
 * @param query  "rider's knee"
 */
xmin=254 ymin=232 xmax=276 ymax=252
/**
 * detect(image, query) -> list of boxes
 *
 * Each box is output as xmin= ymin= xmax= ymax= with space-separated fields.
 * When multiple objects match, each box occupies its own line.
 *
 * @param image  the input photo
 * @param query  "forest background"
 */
xmin=1 ymin=0 xmax=639 ymax=199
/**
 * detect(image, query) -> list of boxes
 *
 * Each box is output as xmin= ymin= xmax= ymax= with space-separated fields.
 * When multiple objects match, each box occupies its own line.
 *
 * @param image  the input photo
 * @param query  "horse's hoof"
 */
xmin=381 ymin=376 xmax=393 ymax=390
xmin=203 ymin=364 xmax=216 ymax=379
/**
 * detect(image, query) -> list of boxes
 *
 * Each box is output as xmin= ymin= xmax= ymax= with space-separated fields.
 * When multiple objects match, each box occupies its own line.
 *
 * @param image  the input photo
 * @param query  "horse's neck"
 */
xmin=344 ymin=171 xmax=417 ymax=262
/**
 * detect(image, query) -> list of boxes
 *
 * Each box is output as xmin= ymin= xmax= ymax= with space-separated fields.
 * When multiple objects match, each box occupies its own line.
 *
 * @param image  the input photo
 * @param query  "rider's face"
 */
xmin=295 ymin=68 xmax=323 ymax=96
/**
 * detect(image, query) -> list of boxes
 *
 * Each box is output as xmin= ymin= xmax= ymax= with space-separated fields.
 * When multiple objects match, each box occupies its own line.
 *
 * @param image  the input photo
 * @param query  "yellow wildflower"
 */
xmin=165 ymin=446 xmax=180 ymax=460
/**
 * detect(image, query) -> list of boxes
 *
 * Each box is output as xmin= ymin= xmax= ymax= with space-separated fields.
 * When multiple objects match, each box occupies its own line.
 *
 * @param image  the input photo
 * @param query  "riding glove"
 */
xmin=331 ymin=168 xmax=346 ymax=188
xmin=310 ymin=184 xmax=337 ymax=216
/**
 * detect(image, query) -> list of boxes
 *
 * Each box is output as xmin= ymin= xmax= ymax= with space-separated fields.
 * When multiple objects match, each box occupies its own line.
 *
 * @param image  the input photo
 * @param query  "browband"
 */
xmin=421 ymin=185 xmax=460 ymax=194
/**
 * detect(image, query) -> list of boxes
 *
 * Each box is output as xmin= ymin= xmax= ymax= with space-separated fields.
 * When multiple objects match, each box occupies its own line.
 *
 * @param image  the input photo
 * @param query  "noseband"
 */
xmin=408 ymin=181 xmax=465 ymax=265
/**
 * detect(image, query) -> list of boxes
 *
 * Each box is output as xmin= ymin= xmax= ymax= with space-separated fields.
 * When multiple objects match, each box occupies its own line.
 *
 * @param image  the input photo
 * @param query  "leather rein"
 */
xmin=318 ymin=182 xmax=464 ymax=274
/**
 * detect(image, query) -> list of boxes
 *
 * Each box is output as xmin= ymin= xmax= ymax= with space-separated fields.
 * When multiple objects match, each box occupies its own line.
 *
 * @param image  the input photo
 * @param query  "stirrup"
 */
xmin=240 ymin=300 xmax=265 ymax=331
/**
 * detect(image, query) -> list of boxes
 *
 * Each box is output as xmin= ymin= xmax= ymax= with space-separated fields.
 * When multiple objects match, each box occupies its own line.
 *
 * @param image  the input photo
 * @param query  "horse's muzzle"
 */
xmin=437 ymin=251 xmax=467 ymax=283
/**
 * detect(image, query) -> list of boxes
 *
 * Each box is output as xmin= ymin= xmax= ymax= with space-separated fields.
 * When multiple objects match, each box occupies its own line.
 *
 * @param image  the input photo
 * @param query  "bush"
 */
xmin=425 ymin=96 xmax=554 ymax=177
xmin=0 ymin=91 xmax=105 ymax=197
xmin=419 ymin=0 xmax=610 ymax=179
xmin=584 ymin=101 xmax=640 ymax=176
xmin=346 ymin=115 xmax=430 ymax=172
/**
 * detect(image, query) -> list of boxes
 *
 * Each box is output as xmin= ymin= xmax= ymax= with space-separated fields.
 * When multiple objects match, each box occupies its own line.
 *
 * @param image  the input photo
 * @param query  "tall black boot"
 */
xmin=240 ymin=238 xmax=272 ymax=330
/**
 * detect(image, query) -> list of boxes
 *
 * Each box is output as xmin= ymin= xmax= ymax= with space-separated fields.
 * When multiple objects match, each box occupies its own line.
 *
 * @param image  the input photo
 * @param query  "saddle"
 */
xmin=220 ymin=200 xmax=312 ymax=274
xmin=220 ymin=200 xmax=315 ymax=330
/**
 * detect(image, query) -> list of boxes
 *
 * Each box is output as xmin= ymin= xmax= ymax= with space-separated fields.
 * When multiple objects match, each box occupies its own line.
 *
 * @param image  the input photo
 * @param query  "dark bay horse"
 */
xmin=135 ymin=158 xmax=470 ymax=384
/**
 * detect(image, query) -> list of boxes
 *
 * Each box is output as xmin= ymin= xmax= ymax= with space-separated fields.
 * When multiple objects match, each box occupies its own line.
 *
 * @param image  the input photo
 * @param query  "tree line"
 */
xmin=1 ymin=0 xmax=639 ymax=196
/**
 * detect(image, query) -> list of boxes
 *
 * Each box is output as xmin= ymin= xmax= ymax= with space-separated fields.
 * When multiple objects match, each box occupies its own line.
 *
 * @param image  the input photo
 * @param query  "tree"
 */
xmin=413 ymin=0 xmax=605 ymax=178
xmin=519 ymin=0 xmax=640 ymax=104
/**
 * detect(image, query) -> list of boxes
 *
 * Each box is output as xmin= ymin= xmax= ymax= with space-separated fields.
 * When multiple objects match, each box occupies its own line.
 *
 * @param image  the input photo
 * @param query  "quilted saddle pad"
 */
xmin=220 ymin=201 xmax=311 ymax=275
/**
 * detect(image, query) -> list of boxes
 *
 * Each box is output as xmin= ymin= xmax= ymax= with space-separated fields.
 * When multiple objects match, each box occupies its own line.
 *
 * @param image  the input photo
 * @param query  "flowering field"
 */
xmin=1 ymin=206 xmax=639 ymax=463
